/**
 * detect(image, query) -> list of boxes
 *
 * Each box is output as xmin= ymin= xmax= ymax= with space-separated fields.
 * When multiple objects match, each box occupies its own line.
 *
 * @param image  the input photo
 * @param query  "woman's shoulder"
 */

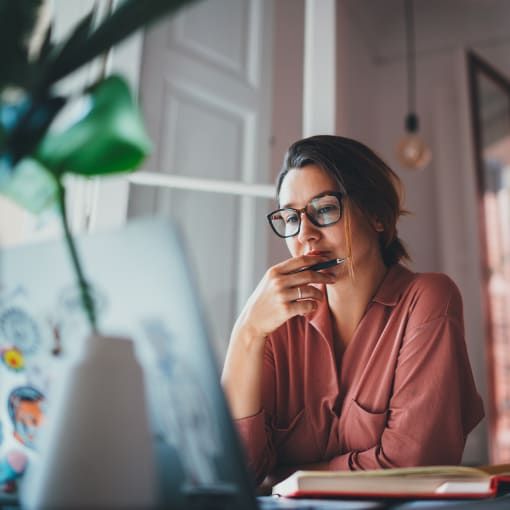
xmin=410 ymin=269 xmax=460 ymax=294
xmin=397 ymin=266 xmax=462 ymax=318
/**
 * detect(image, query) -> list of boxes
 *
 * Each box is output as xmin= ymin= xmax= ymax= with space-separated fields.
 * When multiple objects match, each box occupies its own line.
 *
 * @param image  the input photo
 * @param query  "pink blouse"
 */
xmin=235 ymin=264 xmax=484 ymax=485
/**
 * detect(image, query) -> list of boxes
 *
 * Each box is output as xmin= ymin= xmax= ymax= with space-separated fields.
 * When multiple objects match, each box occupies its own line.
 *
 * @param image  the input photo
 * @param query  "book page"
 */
xmin=436 ymin=481 xmax=492 ymax=494
xmin=478 ymin=464 xmax=510 ymax=475
xmin=294 ymin=465 xmax=490 ymax=480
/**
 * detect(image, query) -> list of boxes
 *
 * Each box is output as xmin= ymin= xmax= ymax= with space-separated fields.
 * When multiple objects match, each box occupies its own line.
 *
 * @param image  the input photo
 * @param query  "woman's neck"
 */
xmin=326 ymin=255 xmax=389 ymax=348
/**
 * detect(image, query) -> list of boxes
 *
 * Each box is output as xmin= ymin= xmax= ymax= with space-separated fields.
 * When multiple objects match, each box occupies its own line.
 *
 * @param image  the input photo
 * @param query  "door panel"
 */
xmin=128 ymin=0 xmax=273 ymax=360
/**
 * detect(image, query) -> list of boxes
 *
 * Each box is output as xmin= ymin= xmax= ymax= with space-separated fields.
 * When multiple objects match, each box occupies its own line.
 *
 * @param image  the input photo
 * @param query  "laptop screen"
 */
xmin=0 ymin=217 xmax=258 ymax=509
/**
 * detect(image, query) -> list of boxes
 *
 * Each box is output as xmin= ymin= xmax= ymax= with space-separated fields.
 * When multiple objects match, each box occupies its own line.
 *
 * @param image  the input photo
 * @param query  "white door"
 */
xmin=127 ymin=0 xmax=274 ymax=362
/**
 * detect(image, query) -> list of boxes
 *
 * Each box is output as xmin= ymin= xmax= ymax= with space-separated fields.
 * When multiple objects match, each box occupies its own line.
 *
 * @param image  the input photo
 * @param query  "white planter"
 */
xmin=21 ymin=334 xmax=157 ymax=509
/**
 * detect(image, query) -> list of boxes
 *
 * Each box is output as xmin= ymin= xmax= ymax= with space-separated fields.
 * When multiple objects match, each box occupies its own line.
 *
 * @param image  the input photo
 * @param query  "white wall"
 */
xmin=336 ymin=1 xmax=377 ymax=145
xmin=267 ymin=0 xmax=305 ymax=266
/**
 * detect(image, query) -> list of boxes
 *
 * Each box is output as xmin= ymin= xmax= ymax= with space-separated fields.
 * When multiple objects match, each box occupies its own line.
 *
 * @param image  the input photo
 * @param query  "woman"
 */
xmin=221 ymin=135 xmax=484 ymax=486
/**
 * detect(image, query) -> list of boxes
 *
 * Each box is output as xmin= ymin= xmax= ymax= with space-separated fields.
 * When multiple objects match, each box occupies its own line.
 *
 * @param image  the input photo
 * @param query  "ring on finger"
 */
xmin=297 ymin=287 xmax=302 ymax=300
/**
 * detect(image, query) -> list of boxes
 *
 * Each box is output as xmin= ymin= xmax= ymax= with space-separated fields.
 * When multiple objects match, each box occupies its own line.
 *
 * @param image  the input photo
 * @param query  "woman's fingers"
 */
xmin=269 ymin=264 xmax=335 ymax=291
xmin=276 ymin=254 xmax=333 ymax=274
xmin=284 ymin=284 xmax=324 ymax=303
xmin=239 ymin=256 xmax=338 ymax=338
xmin=273 ymin=284 xmax=321 ymax=317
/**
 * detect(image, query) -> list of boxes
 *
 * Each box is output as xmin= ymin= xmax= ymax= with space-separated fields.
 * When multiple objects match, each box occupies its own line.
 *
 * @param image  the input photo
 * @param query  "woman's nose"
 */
xmin=297 ymin=211 xmax=320 ymax=244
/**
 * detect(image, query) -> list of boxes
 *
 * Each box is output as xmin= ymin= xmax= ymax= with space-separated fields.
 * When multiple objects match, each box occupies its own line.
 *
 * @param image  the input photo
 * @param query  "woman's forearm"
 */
xmin=221 ymin=321 xmax=266 ymax=419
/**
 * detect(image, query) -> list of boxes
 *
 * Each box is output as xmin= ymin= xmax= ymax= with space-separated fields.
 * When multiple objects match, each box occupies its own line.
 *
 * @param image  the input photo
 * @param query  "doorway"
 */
xmin=469 ymin=50 xmax=510 ymax=463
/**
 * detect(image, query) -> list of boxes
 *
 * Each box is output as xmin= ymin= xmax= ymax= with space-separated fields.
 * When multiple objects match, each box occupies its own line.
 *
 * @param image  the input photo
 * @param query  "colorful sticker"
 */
xmin=7 ymin=386 xmax=45 ymax=450
xmin=0 ymin=450 xmax=27 ymax=485
xmin=0 ymin=307 xmax=41 ymax=355
xmin=1 ymin=347 xmax=24 ymax=373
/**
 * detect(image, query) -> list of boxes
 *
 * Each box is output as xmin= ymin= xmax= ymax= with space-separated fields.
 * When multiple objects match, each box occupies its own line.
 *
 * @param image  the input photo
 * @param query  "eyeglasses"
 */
xmin=267 ymin=192 xmax=344 ymax=238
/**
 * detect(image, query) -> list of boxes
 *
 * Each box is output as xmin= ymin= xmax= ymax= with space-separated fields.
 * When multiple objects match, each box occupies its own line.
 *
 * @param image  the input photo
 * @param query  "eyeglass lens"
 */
xmin=268 ymin=194 xmax=342 ymax=238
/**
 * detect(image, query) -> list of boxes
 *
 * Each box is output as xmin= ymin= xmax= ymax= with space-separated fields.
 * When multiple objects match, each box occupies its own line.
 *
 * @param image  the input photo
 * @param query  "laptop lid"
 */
xmin=0 ymin=217 xmax=258 ymax=509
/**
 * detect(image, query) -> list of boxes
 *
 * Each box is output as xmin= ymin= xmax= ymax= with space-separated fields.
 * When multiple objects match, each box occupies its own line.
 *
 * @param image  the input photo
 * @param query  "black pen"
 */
xmin=296 ymin=258 xmax=346 ymax=273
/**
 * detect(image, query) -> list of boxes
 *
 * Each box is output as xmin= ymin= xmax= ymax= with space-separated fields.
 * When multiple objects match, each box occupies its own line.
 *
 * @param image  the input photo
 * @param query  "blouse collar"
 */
xmin=309 ymin=263 xmax=415 ymax=333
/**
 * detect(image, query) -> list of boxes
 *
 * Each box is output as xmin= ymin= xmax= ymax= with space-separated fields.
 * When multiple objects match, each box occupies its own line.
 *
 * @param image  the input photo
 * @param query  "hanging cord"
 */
xmin=404 ymin=0 xmax=415 ymax=113
xmin=404 ymin=0 xmax=418 ymax=131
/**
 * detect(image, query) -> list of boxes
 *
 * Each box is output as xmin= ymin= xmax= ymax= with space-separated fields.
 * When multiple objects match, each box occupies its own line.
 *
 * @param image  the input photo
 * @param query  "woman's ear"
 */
xmin=374 ymin=219 xmax=384 ymax=232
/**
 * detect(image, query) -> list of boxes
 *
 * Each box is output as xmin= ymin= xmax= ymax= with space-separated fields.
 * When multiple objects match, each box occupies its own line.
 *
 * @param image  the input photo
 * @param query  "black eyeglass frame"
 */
xmin=266 ymin=191 xmax=344 ymax=238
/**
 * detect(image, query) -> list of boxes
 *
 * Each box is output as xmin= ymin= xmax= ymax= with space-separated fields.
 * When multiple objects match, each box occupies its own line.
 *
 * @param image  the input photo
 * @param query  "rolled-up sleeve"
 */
xmin=235 ymin=410 xmax=276 ymax=484
xmin=233 ymin=342 xmax=278 ymax=484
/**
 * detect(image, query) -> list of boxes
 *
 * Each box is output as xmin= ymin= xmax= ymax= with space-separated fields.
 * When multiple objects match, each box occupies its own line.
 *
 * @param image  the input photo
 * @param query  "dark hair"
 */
xmin=276 ymin=135 xmax=410 ymax=267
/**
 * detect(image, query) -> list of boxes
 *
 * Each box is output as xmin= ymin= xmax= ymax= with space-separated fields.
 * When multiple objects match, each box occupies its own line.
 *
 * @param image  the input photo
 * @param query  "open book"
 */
xmin=272 ymin=465 xmax=510 ymax=499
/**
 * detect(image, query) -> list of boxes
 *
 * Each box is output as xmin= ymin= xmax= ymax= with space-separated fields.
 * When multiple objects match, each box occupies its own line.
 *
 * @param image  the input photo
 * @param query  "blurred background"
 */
xmin=2 ymin=0 xmax=510 ymax=469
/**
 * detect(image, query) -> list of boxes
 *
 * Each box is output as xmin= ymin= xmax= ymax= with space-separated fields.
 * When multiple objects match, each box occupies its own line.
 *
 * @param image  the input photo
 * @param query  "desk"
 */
xmin=3 ymin=493 xmax=509 ymax=509
xmin=258 ymin=497 xmax=384 ymax=509
xmin=393 ymin=494 xmax=510 ymax=509
xmin=257 ymin=494 xmax=510 ymax=510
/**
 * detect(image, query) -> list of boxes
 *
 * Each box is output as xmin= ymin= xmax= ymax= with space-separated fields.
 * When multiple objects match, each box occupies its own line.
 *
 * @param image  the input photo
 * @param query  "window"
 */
xmin=469 ymin=50 xmax=510 ymax=463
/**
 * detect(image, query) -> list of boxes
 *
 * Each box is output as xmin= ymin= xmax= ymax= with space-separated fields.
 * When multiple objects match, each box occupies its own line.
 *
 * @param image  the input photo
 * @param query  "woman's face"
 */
xmin=278 ymin=165 xmax=383 ymax=271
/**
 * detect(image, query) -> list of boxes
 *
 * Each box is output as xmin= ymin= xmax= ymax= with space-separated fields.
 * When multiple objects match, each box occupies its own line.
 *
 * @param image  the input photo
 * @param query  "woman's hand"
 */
xmin=234 ymin=254 xmax=336 ymax=343
xmin=222 ymin=255 xmax=336 ymax=419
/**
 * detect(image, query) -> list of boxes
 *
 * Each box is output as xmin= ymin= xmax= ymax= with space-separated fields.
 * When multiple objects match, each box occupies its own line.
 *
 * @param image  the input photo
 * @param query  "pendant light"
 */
xmin=396 ymin=0 xmax=431 ymax=170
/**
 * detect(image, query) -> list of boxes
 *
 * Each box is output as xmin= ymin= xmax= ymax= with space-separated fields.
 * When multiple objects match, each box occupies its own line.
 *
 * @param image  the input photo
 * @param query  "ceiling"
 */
xmin=342 ymin=0 xmax=510 ymax=63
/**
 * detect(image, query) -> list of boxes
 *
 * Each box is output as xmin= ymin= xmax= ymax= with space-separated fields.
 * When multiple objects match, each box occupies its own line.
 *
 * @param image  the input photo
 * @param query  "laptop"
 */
xmin=0 ymin=217 xmax=383 ymax=510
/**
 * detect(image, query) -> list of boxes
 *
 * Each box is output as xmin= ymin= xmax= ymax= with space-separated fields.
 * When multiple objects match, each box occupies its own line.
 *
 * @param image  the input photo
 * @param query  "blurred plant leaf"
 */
xmin=0 ymin=0 xmax=201 ymax=336
xmin=2 ymin=0 xmax=199 ymax=167
xmin=46 ymin=10 xmax=95 ymax=77
xmin=38 ymin=19 xmax=53 ymax=61
xmin=0 ymin=0 xmax=44 ymax=91
xmin=42 ymin=0 xmax=199 ymax=88
xmin=7 ymin=95 xmax=66 ymax=164
xmin=0 ymin=157 xmax=57 ymax=213
xmin=35 ymin=75 xmax=151 ymax=176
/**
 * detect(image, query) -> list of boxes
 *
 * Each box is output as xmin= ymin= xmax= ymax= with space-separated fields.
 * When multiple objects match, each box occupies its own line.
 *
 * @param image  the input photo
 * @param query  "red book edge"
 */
xmin=277 ymin=475 xmax=510 ymax=500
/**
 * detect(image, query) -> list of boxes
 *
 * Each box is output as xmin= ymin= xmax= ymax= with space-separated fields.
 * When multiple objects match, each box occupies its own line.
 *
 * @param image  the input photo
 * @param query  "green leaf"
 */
xmin=35 ymin=75 xmax=151 ymax=176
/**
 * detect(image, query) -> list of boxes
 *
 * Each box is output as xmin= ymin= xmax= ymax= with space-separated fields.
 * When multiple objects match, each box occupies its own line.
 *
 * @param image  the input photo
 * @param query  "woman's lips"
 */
xmin=305 ymin=250 xmax=330 ymax=258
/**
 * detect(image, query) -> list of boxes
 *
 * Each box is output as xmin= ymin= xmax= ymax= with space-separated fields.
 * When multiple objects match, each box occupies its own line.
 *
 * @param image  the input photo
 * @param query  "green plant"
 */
xmin=0 ymin=0 xmax=199 ymax=334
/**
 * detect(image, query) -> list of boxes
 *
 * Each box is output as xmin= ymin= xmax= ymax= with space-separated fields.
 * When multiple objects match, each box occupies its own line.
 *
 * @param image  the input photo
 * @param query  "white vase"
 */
xmin=21 ymin=334 xmax=157 ymax=509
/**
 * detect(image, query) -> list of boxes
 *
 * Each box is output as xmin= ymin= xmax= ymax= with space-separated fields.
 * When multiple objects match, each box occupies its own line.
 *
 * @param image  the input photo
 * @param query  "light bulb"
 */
xmin=396 ymin=132 xmax=431 ymax=170
xmin=396 ymin=112 xmax=432 ymax=170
